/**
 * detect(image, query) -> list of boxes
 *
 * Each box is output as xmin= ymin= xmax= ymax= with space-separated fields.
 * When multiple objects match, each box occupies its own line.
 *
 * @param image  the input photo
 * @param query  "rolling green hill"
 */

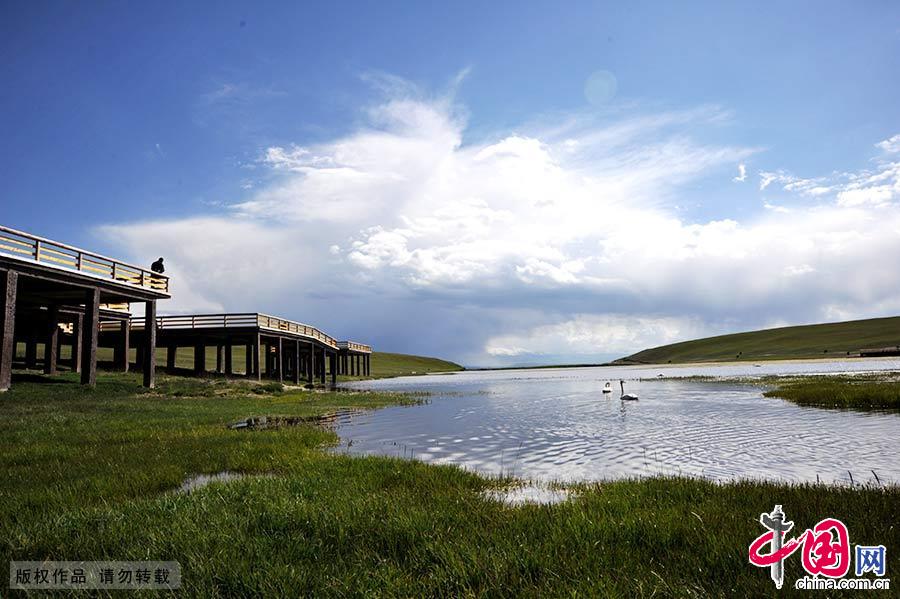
xmin=368 ymin=351 xmax=464 ymax=378
xmin=618 ymin=316 xmax=900 ymax=365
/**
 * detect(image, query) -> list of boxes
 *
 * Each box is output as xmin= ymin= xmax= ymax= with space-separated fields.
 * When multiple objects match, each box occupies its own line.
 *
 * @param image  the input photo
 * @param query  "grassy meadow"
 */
xmin=619 ymin=315 xmax=900 ymax=364
xmin=1 ymin=370 xmax=898 ymax=596
xmin=360 ymin=351 xmax=463 ymax=379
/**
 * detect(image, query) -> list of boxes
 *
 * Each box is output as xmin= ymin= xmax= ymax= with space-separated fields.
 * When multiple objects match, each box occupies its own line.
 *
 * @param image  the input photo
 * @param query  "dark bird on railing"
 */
xmin=150 ymin=257 xmax=165 ymax=274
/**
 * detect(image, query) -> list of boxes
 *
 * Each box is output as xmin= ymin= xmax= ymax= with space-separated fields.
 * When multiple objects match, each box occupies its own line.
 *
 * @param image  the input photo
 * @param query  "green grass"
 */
xmin=2 ymin=372 xmax=898 ymax=596
xmin=619 ymin=315 xmax=900 ymax=364
xmin=366 ymin=351 xmax=463 ymax=378
xmin=764 ymin=376 xmax=900 ymax=411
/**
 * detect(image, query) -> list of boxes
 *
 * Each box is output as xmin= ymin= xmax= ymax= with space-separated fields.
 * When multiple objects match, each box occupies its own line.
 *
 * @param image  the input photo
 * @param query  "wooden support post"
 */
xmin=193 ymin=342 xmax=206 ymax=374
xmin=166 ymin=346 xmax=177 ymax=371
xmin=43 ymin=305 xmax=59 ymax=375
xmin=25 ymin=339 xmax=37 ymax=370
xmin=245 ymin=344 xmax=253 ymax=377
xmin=56 ymin=331 xmax=62 ymax=368
xmin=216 ymin=345 xmax=224 ymax=373
xmin=292 ymin=340 xmax=300 ymax=384
xmin=366 ymin=354 xmax=371 ymax=376
xmin=81 ymin=287 xmax=100 ymax=386
xmin=253 ymin=334 xmax=261 ymax=381
xmin=0 ymin=270 xmax=18 ymax=392
xmin=143 ymin=300 xmax=156 ymax=389
xmin=114 ymin=320 xmax=130 ymax=372
xmin=307 ymin=344 xmax=314 ymax=385
xmin=319 ymin=347 xmax=326 ymax=384
xmin=329 ymin=352 xmax=336 ymax=386
xmin=71 ymin=313 xmax=82 ymax=373
xmin=225 ymin=338 xmax=233 ymax=375
xmin=276 ymin=337 xmax=283 ymax=383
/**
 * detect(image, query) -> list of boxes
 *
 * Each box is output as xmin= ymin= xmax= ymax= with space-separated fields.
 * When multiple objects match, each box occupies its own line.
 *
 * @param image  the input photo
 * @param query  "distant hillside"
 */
xmin=370 ymin=352 xmax=464 ymax=378
xmin=617 ymin=316 xmax=900 ymax=365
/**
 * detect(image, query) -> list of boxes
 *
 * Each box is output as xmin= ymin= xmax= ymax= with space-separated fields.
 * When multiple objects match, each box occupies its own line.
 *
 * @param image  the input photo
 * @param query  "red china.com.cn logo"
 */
xmin=749 ymin=504 xmax=889 ymax=591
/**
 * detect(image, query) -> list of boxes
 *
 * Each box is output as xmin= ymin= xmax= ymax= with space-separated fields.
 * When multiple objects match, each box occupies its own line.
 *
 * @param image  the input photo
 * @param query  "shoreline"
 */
xmin=438 ymin=354 xmax=900 ymax=377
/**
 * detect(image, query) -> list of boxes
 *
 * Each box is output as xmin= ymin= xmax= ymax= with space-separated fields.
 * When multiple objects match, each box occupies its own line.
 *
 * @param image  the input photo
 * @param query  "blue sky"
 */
xmin=2 ymin=2 xmax=899 ymax=365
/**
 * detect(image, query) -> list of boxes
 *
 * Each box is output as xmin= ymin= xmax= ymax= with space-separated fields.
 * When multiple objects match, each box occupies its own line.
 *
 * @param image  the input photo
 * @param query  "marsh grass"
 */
xmin=2 ymin=372 xmax=898 ymax=596
xmin=764 ymin=376 xmax=900 ymax=411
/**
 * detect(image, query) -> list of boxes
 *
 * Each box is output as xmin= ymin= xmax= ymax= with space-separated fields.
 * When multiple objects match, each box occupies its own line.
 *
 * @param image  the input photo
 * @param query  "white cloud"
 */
xmin=758 ymin=170 xmax=833 ymax=196
xmin=876 ymin=134 xmax=900 ymax=153
xmin=836 ymin=186 xmax=894 ymax=207
xmin=485 ymin=314 xmax=707 ymax=357
xmin=99 ymin=79 xmax=900 ymax=364
xmin=783 ymin=264 xmax=815 ymax=277
xmin=763 ymin=202 xmax=791 ymax=213
xmin=733 ymin=163 xmax=747 ymax=182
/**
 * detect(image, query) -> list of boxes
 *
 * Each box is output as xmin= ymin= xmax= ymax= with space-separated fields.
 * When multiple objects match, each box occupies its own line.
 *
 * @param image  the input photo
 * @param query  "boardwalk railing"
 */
xmin=338 ymin=341 xmax=372 ymax=353
xmin=0 ymin=225 xmax=169 ymax=294
xmin=256 ymin=313 xmax=338 ymax=348
xmin=115 ymin=313 xmax=339 ymax=349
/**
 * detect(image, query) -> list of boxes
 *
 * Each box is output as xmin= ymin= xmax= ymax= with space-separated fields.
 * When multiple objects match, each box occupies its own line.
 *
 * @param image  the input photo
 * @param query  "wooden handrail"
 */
xmin=338 ymin=340 xmax=373 ymax=353
xmin=120 ymin=312 xmax=340 ymax=349
xmin=0 ymin=225 xmax=169 ymax=294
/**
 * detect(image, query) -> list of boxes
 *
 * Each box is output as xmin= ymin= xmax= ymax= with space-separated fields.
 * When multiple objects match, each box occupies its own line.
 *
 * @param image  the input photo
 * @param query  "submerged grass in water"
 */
xmin=1 ymin=371 xmax=898 ymax=596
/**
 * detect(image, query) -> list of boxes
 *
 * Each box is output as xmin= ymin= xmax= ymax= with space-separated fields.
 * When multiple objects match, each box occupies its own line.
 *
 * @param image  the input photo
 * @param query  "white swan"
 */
xmin=620 ymin=380 xmax=638 ymax=401
xmin=602 ymin=381 xmax=612 ymax=394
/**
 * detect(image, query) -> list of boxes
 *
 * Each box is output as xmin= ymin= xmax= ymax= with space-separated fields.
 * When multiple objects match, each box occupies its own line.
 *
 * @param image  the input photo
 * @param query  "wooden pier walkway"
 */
xmin=100 ymin=313 xmax=371 ymax=385
xmin=0 ymin=225 xmax=169 ymax=391
xmin=0 ymin=225 xmax=371 ymax=391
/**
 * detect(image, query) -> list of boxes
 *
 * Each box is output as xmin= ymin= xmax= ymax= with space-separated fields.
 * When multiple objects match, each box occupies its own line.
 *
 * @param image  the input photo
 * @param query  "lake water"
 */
xmin=336 ymin=359 xmax=900 ymax=486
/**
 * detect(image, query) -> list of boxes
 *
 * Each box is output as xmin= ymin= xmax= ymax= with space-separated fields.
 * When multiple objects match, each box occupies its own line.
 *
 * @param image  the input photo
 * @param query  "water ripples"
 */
xmin=335 ymin=362 xmax=900 ymax=485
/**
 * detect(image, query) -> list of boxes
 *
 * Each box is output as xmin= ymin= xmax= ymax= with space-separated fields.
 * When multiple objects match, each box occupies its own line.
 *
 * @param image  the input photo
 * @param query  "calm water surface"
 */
xmin=336 ymin=359 xmax=900 ymax=485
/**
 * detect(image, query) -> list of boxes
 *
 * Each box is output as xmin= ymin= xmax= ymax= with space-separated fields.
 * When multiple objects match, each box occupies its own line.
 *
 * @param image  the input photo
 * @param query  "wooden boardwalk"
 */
xmin=0 ymin=225 xmax=372 ymax=391
xmin=1 ymin=225 xmax=169 ymax=391
xmin=100 ymin=313 xmax=372 ymax=384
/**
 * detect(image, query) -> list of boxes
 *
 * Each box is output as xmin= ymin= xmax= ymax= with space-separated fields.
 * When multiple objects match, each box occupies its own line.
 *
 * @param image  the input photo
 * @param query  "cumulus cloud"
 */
xmin=98 ymin=83 xmax=900 ymax=365
xmin=876 ymin=134 xmax=900 ymax=153
xmin=733 ymin=163 xmax=747 ymax=182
